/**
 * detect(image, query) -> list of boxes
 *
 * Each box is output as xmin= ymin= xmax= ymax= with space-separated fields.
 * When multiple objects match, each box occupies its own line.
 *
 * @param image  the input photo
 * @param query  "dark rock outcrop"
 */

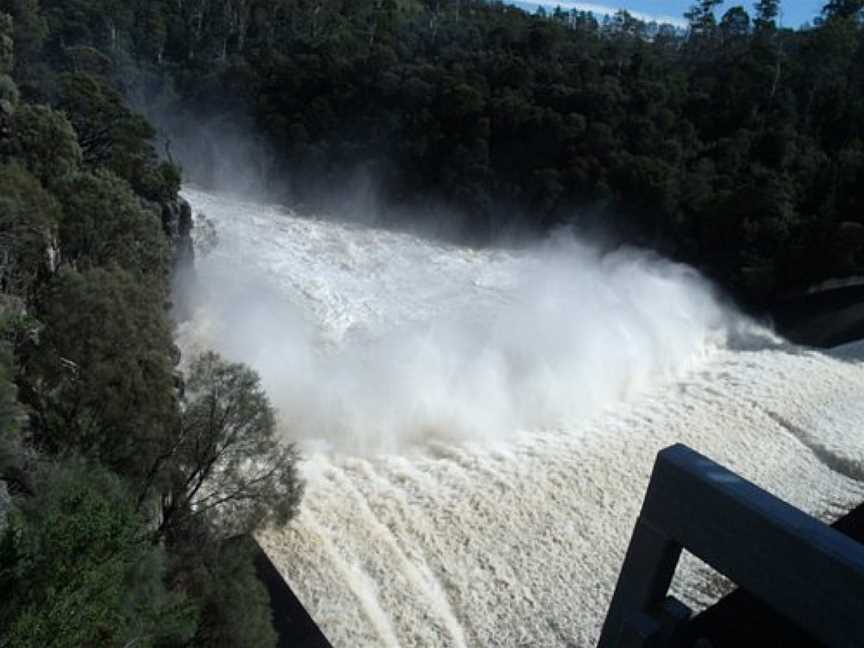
xmin=161 ymin=196 xmax=194 ymax=270
xmin=770 ymin=281 xmax=864 ymax=347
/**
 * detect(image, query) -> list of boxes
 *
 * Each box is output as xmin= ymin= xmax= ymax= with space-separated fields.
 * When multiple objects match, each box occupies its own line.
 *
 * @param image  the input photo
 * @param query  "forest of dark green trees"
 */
xmin=1 ymin=0 xmax=863 ymax=645
xmin=9 ymin=0 xmax=859 ymax=300
xmin=0 ymin=1 xmax=303 ymax=645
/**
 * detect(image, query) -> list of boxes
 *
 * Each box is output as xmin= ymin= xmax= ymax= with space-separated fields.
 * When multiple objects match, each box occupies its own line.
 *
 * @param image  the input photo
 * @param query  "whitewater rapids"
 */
xmin=178 ymin=187 xmax=864 ymax=647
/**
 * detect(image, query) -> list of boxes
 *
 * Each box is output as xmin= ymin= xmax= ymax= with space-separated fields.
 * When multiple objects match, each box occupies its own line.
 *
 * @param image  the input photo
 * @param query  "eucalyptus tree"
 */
xmin=0 ymin=460 xmax=196 ymax=648
xmin=154 ymin=351 xmax=303 ymax=543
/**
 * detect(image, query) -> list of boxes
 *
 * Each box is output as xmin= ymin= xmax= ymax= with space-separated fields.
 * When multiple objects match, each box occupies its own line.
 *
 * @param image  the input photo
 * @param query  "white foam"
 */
xmin=178 ymin=188 xmax=734 ymax=454
xmin=180 ymin=188 xmax=864 ymax=647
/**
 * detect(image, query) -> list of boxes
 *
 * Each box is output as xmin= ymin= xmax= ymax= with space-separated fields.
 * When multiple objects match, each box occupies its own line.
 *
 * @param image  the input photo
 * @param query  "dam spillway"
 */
xmin=178 ymin=187 xmax=864 ymax=647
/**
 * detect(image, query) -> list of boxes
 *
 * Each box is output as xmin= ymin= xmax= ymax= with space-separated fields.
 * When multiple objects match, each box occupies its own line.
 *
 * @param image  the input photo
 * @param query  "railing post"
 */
xmin=597 ymin=515 xmax=683 ymax=646
xmin=598 ymin=443 xmax=864 ymax=647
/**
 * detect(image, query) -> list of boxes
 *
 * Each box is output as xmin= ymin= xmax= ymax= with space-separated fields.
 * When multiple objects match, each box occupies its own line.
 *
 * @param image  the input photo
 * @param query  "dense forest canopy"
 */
xmin=0 ymin=1 xmax=303 ymax=645
xmin=0 ymin=0 xmax=863 ymax=645
xmin=7 ymin=0 xmax=861 ymax=300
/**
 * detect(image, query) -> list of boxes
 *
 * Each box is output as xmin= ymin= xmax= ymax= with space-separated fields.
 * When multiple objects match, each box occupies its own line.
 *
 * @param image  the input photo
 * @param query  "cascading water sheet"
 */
xmin=178 ymin=187 xmax=864 ymax=647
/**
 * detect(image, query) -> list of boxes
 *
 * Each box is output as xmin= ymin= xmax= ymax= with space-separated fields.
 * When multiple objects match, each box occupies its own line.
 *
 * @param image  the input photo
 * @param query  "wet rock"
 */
xmin=161 ymin=196 xmax=195 ymax=269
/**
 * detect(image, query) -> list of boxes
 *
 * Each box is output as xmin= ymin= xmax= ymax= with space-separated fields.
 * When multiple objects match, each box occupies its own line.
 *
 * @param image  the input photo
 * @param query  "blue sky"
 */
xmin=508 ymin=1 xmax=825 ymax=29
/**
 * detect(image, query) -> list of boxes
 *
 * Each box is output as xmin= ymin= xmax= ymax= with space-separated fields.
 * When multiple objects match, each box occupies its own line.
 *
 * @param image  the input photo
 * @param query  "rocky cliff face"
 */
xmin=160 ymin=195 xmax=196 ymax=322
xmin=160 ymin=195 xmax=194 ymax=270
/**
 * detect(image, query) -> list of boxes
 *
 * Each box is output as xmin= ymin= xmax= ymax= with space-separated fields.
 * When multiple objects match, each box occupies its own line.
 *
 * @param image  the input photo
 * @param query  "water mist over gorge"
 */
xmin=176 ymin=188 xmax=735 ymax=452
xmin=176 ymin=187 xmax=864 ymax=647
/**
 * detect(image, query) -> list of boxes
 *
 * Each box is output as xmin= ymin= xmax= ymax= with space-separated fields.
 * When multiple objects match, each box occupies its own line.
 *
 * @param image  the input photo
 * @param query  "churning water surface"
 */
xmin=178 ymin=187 xmax=864 ymax=647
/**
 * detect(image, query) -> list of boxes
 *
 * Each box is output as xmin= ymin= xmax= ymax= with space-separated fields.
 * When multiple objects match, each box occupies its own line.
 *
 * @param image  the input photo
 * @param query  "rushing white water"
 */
xmin=178 ymin=187 xmax=864 ymax=647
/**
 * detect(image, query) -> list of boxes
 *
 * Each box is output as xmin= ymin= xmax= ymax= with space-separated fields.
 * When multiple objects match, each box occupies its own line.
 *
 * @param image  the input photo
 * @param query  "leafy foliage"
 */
xmin=37 ymin=0 xmax=853 ymax=300
xmin=0 ymin=460 xmax=196 ymax=648
xmin=0 ymin=319 xmax=22 ymax=470
xmin=0 ymin=163 xmax=58 ymax=300
xmin=160 ymin=352 xmax=303 ymax=541
xmin=6 ymin=104 xmax=80 ymax=188
xmin=57 ymin=73 xmax=182 ymax=202
xmin=56 ymin=169 xmax=169 ymax=276
xmin=176 ymin=535 xmax=279 ymax=648
xmin=19 ymin=268 xmax=177 ymax=482
xmin=0 ymin=5 xmax=301 ymax=646
xmin=0 ymin=74 xmax=18 ymax=106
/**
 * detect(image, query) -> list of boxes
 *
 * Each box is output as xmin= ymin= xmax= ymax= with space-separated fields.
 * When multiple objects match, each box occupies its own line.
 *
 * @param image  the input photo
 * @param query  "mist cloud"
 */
xmin=176 ymin=189 xmax=746 ymax=455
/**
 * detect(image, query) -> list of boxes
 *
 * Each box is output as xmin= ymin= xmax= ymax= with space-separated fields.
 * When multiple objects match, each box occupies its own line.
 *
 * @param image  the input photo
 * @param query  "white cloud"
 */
xmin=518 ymin=1 xmax=688 ymax=28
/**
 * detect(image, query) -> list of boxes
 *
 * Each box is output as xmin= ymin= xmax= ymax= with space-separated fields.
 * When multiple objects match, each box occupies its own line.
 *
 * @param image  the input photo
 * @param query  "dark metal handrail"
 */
xmin=598 ymin=444 xmax=864 ymax=648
